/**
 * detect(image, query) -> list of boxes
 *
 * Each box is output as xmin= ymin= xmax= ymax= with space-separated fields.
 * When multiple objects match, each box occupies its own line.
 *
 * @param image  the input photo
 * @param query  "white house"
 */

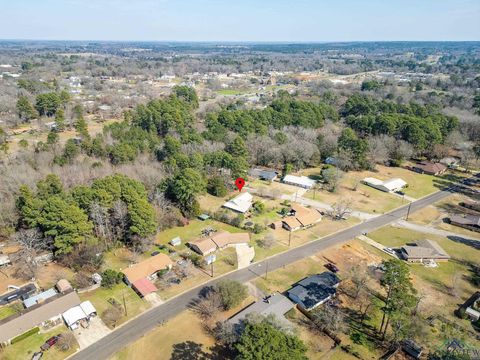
xmin=62 ymin=301 xmax=97 ymax=330
xmin=363 ymin=177 xmax=407 ymax=193
xmin=223 ymin=192 xmax=253 ymax=213
xmin=282 ymin=175 xmax=316 ymax=189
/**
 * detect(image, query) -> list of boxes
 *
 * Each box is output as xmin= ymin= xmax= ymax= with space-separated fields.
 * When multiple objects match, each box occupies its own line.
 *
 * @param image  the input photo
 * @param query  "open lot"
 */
xmin=301 ymin=164 xmax=456 ymax=215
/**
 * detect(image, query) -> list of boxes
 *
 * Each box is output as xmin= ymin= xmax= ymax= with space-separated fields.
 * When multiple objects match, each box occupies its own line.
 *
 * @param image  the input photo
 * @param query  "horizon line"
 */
xmin=0 ymin=38 xmax=479 ymax=44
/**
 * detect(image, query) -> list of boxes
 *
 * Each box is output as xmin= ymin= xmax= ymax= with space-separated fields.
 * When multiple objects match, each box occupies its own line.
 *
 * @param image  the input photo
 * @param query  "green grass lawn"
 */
xmin=155 ymin=219 xmax=244 ymax=248
xmin=1 ymin=326 xmax=78 ymax=360
xmin=79 ymin=283 xmax=150 ymax=328
xmin=0 ymin=305 xmax=19 ymax=320
xmin=367 ymin=226 xmax=480 ymax=303
xmin=215 ymin=89 xmax=251 ymax=96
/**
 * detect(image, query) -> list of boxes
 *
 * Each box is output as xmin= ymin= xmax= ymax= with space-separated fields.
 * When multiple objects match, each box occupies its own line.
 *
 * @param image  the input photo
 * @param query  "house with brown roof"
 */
xmin=188 ymin=231 xmax=250 ymax=256
xmin=449 ymin=214 xmax=480 ymax=232
xmin=282 ymin=204 xmax=322 ymax=231
xmin=399 ymin=239 xmax=450 ymax=262
xmin=0 ymin=291 xmax=80 ymax=344
xmin=411 ymin=161 xmax=447 ymax=176
xmin=122 ymin=253 xmax=173 ymax=297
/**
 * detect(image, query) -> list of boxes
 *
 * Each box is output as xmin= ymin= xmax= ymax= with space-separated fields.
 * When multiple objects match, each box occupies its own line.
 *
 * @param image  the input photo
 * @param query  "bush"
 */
xmin=231 ymin=214 xmax=244 ymax=228
xmin=215 ymin=279 xmax=248 ymax=310
xmin=101 ymin=269 xmax=123 ymax=288
xmin=187 ymin=253 xmax=203 ymax=267
xmin=252 ymin=201 xmax=266 ymax=214
xmin=350 ymin=331 xmax=368 ymax=345
xmin=253 ymin=223 xmax=265 ymax=234
xmin=11 ymin=327 xmax=39 ymax=344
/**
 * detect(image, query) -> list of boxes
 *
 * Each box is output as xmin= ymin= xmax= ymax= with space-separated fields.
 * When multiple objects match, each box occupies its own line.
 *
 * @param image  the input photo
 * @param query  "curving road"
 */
xmin=69 ymin=187 xmax=455 ymax=360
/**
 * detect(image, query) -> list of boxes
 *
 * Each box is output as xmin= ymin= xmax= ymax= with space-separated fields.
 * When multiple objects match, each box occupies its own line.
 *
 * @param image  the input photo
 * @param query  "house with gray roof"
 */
xmin=399 ymin=239 xmax=450 ymax=262
xmin=0 ymin=291 xmax=80 ymax=344
xmin=287 ymin=272 xmax=340 ymax=311
xmin=249 ymin=168 xmax=278 ymax=182
xmin=228 ymin=293 xmax=294 ymax=332
xmin=449 ymin=214 xmax=480 ymax=232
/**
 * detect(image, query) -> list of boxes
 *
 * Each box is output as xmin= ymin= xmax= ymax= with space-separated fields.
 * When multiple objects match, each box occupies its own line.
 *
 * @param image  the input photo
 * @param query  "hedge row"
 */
xmin=11 ymin=327 xmax=40 ymax=344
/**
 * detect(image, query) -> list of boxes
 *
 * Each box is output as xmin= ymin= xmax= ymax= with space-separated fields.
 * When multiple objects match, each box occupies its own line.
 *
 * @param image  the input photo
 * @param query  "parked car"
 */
xmin=384 ymin=247 xmax=396 ymax=255
xmin=40 ymin=335 xmax=60 ymax=351
xmin=395 ymin=190 xmax=405 ymax=196
xmin=325 ymin=263 xmax=339 ymax=273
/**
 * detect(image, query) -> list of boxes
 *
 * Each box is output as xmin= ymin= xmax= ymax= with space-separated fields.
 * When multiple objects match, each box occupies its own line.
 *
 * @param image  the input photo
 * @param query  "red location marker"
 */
xmin=235 ymin=177 xmax=245 ymax=192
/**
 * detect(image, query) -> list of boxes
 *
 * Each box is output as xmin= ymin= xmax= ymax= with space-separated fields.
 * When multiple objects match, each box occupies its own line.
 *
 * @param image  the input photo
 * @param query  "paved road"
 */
xmin=70 ymin=187 xmax=455 ymax=360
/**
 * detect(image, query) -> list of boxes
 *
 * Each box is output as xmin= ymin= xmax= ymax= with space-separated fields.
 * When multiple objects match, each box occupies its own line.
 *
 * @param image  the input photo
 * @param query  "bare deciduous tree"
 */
xmin=328 ymin=199 xmax=352 ymax=220
xmin=258 ymin=233 xmax=277 ymax=249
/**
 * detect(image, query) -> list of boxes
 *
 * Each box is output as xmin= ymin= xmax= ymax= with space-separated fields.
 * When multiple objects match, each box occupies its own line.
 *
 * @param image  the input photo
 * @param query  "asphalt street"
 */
xmin=69 ymin=186 xmax=455 ymax=360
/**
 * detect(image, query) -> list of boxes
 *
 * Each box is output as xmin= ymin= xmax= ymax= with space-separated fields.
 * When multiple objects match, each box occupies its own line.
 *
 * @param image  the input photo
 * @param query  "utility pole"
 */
xmin=288 ymin=231 xmax=292 ymax=247
xmin=405 ymin=201 xmax=412 ymax=221
xmin=211 ymin=262 xmax=214 ymax=278
xmin=265 ymin=261 xmax=269 ymax=280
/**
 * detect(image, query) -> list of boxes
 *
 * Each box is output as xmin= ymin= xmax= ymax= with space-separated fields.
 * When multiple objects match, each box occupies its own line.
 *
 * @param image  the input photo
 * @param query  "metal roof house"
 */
xmin=287 ymin=272 xmax=340 ymax=311
xmin=223 ymin=192 xmax=253 ymax=213
xmin=62 ymin=300 xmax=97 ymax=330
xmin=363 ymin=177 xmax=407 ymax=193
xmin=24 ymin=288 xmax=58 ymax=308
xmin=282 ymin=175 xmax=316 ymax=189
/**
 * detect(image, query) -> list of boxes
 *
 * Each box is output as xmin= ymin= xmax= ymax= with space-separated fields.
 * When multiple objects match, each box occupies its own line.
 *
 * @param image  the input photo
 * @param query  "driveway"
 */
xmin=144 ymin=292 xmax=164 ymax=307
xmin=393 ymin=219 xmax=480 ymax=240
xmin=72 ymin=317 xmax=111 ymax=349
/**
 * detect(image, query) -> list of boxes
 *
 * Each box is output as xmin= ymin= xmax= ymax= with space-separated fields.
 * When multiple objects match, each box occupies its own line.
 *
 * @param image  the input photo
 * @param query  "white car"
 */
xmin=383 ymin=247 xmax=395 ymax=255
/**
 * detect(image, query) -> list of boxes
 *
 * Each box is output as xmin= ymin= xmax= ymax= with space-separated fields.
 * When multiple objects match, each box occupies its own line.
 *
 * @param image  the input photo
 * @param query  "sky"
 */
xmin=0 ymin=0 xmax=479 ymax=42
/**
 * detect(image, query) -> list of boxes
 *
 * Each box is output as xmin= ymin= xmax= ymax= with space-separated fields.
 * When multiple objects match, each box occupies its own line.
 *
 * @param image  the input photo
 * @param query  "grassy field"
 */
xmin=111 ymin=310 xmax=216 ymax=360
xmin=0 ymin=305 xmax=18 ymax=320
xmin=305 ymin=181 xmax=404 ymax=214
xmin=79 ymin=283 xmax=151 ymax=328
xmin=155 ymin=219 xmax=244 ymax=248
xmin=301 ymin=164 xmax=445 ymax=211
xmin=367 ymin=226 xmax=480 ymax=318
xmin=215 ymin=88 xmax=251 ymax=96
xmin=0 ymin=326 xmax=78 ymax=360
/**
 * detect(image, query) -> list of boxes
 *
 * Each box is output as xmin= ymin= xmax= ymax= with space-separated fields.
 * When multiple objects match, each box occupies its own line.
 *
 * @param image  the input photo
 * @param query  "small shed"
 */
xmin=169 ymin=237 xmax=182 ymax=246
xmin=198 ymin=214 xmax=210 ymax=221
xmin=56 ymin=279 xmax=73 ymax=294
xmin=0 ymin=255 xmax=11 ymax=267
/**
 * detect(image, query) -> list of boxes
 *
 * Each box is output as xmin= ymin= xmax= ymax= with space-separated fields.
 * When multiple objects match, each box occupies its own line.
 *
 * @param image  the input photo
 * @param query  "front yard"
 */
xmin=79 ymin=283 xmax=151 ymax=328
xmin=0 ymin=326 xmax=78 ymax=360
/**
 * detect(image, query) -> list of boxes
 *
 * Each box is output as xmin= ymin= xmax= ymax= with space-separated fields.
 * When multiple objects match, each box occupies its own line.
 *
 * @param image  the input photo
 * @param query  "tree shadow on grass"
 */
xmin=447 ymin=235 xmax=480 ymax=251
xmin=170 ymin=341 xmax=230 ymax=360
